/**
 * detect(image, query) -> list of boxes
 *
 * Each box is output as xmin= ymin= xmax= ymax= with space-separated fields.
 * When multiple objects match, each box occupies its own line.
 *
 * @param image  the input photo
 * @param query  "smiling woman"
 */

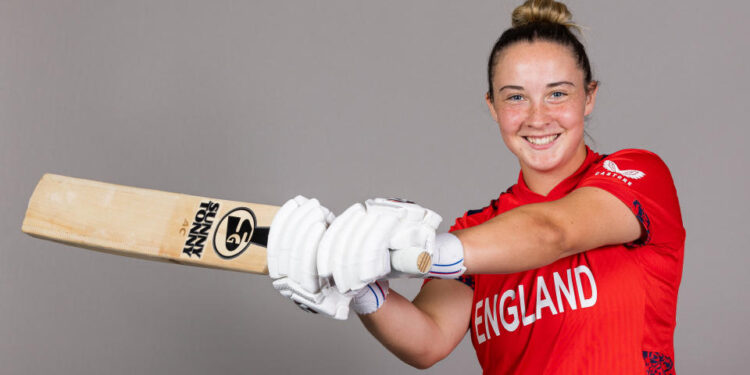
xmin=488 ymin=40 xmax=595 ymax=194
xmin=266 ymin=0 xmax=685 ymax=373
xmin=360 ymin=0 xmax=684 ymax=372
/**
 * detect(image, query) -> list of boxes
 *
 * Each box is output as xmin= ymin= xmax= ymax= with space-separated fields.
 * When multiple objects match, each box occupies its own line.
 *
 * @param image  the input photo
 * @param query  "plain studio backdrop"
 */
xmin=1 ymin=1 xmax=748 ymax=374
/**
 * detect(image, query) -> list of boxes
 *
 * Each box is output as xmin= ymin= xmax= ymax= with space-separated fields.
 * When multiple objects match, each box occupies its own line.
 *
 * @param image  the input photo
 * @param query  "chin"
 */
xmin=523 ymin=154 xmax=565 ymax=172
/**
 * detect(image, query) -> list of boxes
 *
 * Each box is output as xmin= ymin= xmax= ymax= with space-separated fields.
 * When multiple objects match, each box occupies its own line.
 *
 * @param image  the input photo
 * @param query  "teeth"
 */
xmin=525 ymin=135 xmax=559 ymax=145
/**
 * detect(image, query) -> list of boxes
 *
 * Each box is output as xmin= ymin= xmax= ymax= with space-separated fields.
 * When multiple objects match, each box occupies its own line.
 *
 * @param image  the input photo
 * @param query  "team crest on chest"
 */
xmin=594 ymin=160 xmax=645 ymax=186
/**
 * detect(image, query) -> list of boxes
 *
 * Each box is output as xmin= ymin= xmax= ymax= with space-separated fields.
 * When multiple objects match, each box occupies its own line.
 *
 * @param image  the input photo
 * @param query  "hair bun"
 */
xmin=511 ymin=0 xmax=578 ymax=30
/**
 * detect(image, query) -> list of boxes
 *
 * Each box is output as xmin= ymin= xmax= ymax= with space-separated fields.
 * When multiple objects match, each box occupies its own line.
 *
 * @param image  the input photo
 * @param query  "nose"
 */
xmin=525 ymin=101 xmax=550 ymax=128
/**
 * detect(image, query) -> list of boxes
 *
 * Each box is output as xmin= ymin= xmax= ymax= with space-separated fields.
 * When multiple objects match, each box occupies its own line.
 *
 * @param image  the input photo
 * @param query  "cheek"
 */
xmin=553 ymin=102 xmax=586 ymax=130
xmin=496 ymin=106 xmax=525 ymax=135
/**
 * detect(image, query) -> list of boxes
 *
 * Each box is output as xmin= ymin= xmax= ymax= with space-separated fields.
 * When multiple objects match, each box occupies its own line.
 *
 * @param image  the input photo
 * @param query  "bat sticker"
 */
xmin=183 ymin=201 xmax=221 ymax=258
xmin=213 ymin=207 xmax=257 ymax=259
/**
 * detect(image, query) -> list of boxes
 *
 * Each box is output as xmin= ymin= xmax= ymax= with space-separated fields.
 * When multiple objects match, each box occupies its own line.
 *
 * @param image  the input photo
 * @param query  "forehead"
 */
xmin=493 ymin=41 xmax=583 ymax=84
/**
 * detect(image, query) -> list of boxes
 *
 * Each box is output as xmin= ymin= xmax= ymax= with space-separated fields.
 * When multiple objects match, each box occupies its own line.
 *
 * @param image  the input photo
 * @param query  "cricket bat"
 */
xmin=21 ymin=174 xmax=432 ymax=275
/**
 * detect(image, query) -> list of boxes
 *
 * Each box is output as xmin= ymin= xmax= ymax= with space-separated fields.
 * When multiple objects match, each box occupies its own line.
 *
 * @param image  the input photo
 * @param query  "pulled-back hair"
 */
xmin=487 ymin=0 xmax=594 ymax=100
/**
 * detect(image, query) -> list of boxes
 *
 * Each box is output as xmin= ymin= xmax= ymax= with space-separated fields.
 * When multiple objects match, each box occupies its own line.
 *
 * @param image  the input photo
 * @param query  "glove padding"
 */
xmin=317 ymin=198 xmax=442 ymax=293
xmin=271 ymin=277 xmax=353 ymax=320
xmin=267 ymin=196 xmax=351 ymax=320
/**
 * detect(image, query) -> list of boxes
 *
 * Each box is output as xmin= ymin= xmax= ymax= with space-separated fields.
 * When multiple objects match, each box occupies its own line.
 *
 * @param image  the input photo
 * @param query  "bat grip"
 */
xmin=390 ymin=247 xmax=432 ymax=276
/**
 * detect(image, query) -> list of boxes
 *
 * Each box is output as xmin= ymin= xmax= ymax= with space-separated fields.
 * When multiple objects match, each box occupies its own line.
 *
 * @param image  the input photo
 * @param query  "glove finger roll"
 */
xmin=267 ymin=197 xmax=306 ymax=278
xmin=291 ymin=220 xmax=327 ymax=293
xmin=341 ymin=212 xmax=380 ymax=292
xmin=330 ymin=206 xmax=366 ymax=292
xmin=317 ymin=203 xmax=363 ymax=277
xmin=357 ymin=214 xmax=399 ymax=289
xmin=278 ymin=199 xmax=322 ymax=277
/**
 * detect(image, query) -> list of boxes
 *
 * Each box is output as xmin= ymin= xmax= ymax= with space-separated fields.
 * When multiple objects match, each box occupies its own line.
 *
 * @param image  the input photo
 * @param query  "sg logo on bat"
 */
xmin=213 ymin=207 xmax=257 ymax=259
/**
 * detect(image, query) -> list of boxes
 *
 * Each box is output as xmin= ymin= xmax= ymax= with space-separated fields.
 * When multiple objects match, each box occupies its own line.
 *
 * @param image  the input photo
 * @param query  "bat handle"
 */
xmin=390 ymin=247 xmax=432 ymax=276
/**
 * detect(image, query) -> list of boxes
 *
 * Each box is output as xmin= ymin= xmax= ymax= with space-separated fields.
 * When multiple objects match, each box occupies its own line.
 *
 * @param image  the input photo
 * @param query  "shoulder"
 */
xmin=599 ymin=148 xmax=670 ymax=171
xmin=579 ymin=148 xmax=684 ymax=246
xmin=585 ymin=148 xmax=675 ymax=185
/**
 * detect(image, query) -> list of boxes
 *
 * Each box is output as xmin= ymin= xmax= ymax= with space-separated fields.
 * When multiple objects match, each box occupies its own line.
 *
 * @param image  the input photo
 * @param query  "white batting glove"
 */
xmin=271 ymin=277 xmax=353 ymax=320
xmin=267 ymin=196 xmax=352 ymax=320
xmin=427 ymin=232 xmax=467 ymax=278
xmin=351 ymin=280 xmax=389 ymax=315
xmin=317 ymin=198 xmax=443 ymax=293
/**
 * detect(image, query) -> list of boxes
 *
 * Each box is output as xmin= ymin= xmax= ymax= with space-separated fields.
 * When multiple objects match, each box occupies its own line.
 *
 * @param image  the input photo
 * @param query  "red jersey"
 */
xmin=449 ymin=148 xmax=684 ymax=374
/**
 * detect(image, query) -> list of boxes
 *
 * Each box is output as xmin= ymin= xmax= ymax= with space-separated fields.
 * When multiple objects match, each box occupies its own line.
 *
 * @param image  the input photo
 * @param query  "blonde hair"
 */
xmin=486 ymin=0 xmax=593 ymax=99
xmin=511 ymin=0 xmax=580 ymax=32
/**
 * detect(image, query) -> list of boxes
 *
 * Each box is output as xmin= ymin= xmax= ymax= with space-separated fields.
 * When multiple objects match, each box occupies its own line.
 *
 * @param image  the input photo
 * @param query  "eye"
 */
xmin=550 ymin=91 xmax=567 ymax=98
xmin=506 ymin=94 xmax=524 ymax=101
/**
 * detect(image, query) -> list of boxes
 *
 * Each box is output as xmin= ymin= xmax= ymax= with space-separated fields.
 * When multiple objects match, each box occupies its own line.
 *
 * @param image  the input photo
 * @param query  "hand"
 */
xmin=317 ymin=198 xmax=443 ymax=293
xmin=267 ymin=196 xmax=351 ymax=320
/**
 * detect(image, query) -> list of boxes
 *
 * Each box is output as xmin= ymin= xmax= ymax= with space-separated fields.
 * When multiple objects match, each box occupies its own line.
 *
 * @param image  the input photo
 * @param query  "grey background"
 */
xmin=1 ymin=0 xmax=748 ymax=374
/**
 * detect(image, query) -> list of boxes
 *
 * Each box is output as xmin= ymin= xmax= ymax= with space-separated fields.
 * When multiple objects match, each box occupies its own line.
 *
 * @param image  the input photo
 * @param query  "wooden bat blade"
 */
xmin=22 ymin=174 xmax=279 ymax=274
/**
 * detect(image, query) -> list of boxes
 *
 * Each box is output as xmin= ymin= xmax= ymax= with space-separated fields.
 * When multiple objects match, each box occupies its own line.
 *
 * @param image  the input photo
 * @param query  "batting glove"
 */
xmin=317 ymin=198 xmax=451 ymax=294
xmin=267 ymin=196 xmax=351 ymax=320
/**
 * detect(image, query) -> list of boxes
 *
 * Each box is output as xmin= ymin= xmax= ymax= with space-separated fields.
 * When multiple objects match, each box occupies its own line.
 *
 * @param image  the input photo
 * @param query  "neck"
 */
xmin=521 ymin=143 xmax=588 ymax=196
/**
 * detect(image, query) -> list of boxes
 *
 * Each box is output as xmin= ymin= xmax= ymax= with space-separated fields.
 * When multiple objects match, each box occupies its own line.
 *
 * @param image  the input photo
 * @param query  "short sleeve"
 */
xmin=449 ymin=205 xmax=492 ymax=232
xmin=577 ymin=149 xmax=685 ymax=248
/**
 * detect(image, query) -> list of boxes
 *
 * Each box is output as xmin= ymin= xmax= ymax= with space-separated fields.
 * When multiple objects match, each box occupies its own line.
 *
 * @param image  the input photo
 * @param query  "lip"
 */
xmin=522 ymin=134 xmax=561 ymax=150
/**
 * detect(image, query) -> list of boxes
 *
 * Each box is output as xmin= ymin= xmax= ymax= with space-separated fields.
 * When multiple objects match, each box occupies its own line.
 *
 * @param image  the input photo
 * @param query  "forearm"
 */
xmin=358 ymin=281 xmax=472 ymax=369
xmin=358 ymin=291 xmax=449 ymax=369
xmin=454 ymin=203 xmax=566 ymax=274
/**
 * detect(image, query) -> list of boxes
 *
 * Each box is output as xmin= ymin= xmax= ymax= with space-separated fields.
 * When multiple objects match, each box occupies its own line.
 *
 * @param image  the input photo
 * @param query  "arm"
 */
xmin=456 ymin=187 xmax=643 ymax=274
xmin=358 ymin=279 xmax=473 ymax=369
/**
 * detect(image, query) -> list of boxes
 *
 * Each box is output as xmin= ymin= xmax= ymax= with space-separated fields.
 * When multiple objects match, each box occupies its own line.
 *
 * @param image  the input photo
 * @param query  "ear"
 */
xmin=485 ymin=92 xmax=499 ymax=123
xmin=584 ymin=81 xmax=599 ymax=116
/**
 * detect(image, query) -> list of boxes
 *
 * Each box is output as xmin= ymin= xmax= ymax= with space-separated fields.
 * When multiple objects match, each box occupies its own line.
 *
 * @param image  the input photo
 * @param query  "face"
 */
xmin=486 ymin=41 xmax=597 ymax=175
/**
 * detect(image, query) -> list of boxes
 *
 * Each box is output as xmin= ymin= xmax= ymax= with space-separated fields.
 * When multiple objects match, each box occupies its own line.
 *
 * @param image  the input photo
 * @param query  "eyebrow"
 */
xmin=498 ymin=81 xmax=576 ymax=92
xmin=548 ymin=81 xmax=575 ymax=88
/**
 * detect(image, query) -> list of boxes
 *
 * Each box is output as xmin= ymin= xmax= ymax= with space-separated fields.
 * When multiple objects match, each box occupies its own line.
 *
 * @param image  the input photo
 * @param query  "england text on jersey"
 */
xmin=473 ymin=265 xmax=597 ymax=344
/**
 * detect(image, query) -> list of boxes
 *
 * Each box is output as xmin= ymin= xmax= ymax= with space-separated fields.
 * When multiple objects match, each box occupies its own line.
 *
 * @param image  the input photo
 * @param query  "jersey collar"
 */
xmin=513 ymin=146 xmax=602 ymax=202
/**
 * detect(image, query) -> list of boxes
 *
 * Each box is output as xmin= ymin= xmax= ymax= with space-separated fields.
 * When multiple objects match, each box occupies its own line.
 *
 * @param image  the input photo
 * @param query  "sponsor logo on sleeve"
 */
xmin=594 ymin=160 xmax=645 ymax=186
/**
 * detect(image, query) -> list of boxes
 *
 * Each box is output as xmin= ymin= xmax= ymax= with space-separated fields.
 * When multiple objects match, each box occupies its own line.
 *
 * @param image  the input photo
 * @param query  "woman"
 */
xmin=267 ymin=0 xmax=684 ymax=373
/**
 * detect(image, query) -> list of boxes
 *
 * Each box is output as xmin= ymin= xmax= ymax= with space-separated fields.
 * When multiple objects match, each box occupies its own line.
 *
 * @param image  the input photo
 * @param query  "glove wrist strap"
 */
xmin=427 ymin=232 xmax=467 ymax=279
xmin=352 ymin=280 xmax=390 ymax=315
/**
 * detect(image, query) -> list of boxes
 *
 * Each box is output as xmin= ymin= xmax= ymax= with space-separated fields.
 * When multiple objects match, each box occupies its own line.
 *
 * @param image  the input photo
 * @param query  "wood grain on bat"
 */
xmin=22 ymin=174 xmax=278 ymax=274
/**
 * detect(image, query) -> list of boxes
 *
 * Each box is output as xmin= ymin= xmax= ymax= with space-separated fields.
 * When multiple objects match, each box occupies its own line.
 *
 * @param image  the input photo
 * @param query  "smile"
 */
xmin=523 ymin=134 xmax=560 ymax=146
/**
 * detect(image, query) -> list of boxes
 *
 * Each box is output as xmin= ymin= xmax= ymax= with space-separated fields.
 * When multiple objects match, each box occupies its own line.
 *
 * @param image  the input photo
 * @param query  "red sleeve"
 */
xmin=577 ymin=149 xmax=685 ymax=248
xmin=449 ymin=205 xmax=493 ymax=232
